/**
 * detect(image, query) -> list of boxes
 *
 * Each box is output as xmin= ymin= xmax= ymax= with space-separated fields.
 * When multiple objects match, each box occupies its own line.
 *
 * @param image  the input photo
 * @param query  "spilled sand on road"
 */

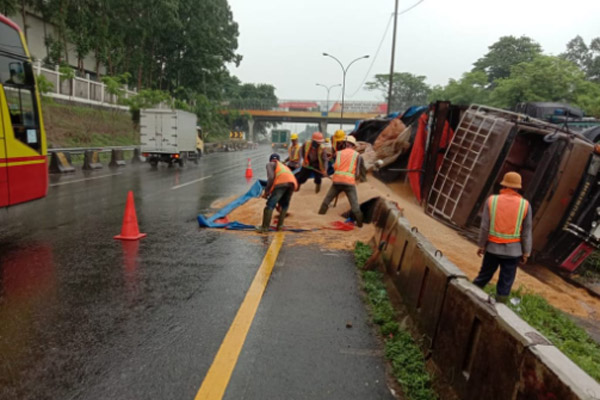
xmin=208 ymin=174 xmax=600 ymax=320
xmin=224 ymin=179 xmax=377 ymax=251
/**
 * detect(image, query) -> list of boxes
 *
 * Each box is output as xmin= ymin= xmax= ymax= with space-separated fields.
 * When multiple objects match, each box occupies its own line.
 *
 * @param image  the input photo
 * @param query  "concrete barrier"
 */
xmin=401 ymin=235 xmax=467 ymax=348
xmin=518 ymin=344 xmax=600 ymax=399
xmin=48 ymin=151 xmax=75 ymax=173
xmin=433 ymin=279 xmax=544 ymax=400
xmin=373 ymin=200 xmax=401 ymax=252
xmin=109 ymin=149 xmax=126 ymax=167
xmin=83 ymin=150 xmax=103 ymax=170
xmin=370 ymin=199 xmax=600 ymax=399
xmin=131 ymin=148 xmax=144 ymax=164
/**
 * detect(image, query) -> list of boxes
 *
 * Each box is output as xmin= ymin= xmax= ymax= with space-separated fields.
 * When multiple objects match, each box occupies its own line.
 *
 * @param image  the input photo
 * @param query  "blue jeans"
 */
xmin=473 ymin=252 xmax=519 ymax=296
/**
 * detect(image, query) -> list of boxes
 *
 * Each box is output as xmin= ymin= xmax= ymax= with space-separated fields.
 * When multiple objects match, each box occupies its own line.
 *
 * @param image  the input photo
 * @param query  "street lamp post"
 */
xmin=322 ymin=53 xmax=369 ymax=128
xmin=315 ymin=83 xmax=341 ymax=119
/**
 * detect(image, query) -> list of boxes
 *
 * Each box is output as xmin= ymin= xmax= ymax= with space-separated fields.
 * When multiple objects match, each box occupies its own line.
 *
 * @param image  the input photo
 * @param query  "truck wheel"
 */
xmin=150 ymin=159 xmax=158 ymax=167
xmin=178 ymin=159 xmax=185 ymax=167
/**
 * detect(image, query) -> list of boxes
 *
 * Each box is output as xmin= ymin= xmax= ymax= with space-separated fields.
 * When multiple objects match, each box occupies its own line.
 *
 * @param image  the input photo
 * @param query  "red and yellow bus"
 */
xmin=0 ymin=14 xmax=47 ymax=207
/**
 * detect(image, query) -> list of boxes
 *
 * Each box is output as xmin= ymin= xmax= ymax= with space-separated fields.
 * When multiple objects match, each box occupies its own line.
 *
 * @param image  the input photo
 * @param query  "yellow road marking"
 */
xmin=194 ymin=232 xmax=285 ymax=400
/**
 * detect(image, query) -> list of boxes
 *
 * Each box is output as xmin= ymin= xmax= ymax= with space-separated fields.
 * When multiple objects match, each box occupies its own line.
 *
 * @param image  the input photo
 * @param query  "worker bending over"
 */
xmin=257 ymin=153 xmax=298 ymax=233
xmin=285 ymin=133 xmax=301 ymax=170
xmin=318 ymin=136 xmax=364 ymax=227
xmin=295 ymin=132 xmax=329 ymax=193
xmin=473 ymin=172 xmax=532 ymax=303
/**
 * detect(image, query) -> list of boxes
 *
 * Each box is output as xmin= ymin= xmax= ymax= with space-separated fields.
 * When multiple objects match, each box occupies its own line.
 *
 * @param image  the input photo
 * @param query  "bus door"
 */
xmin=1 ymin=57 xmax=46 ymax=206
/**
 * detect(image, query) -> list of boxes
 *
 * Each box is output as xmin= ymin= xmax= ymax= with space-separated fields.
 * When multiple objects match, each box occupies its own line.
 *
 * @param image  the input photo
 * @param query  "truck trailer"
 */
xmin=424 ymin=104 xmax=600 ymax=272
xmin=140 ymin=109 xmax=198 ymax=167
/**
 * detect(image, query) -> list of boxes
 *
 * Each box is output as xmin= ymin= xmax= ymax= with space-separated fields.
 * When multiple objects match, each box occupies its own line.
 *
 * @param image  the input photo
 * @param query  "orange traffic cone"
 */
xmin=245 ymin=158 xmax=253 ymax=178
xmin=114 ymin=191 xmax=147 ymax=240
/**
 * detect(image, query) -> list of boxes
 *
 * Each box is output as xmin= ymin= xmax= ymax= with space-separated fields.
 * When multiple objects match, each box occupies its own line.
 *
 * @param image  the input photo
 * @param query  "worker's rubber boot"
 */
xmin=315 ymin=183 xmax=321 ymax=194
xmin=277 ymin=208 xmax=288 ymax=231
xmin=318 ymin=203 xmax=328 ymax=215
xmin=256 ymin=208 xmax=273 ymax=233
xmin=496 ymin=294 xmax=509 ymax=304
xmin=355 ymin=211 xmax=364 ymax=228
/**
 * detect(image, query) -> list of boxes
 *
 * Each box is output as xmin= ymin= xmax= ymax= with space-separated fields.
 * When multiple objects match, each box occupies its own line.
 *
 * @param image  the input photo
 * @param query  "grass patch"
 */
xmin=42 ymin=99 xmax=139 ymax=148
xmin=484 ymin=285 xmax=600 ymax=382
xmin=580 ymin=251 xmax=600 ymax=283
xmin=354 ymin=242 xmax=437 ymax=400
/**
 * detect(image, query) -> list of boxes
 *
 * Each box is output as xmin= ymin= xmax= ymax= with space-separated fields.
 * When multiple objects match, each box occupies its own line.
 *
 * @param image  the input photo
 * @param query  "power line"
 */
xmin=347 ymin=13 xmax=393 ymax=98
xmin=398 ymin=0 xmax=425 ymax=16
xmin=347 ymin=0 xmax=426 ymax=98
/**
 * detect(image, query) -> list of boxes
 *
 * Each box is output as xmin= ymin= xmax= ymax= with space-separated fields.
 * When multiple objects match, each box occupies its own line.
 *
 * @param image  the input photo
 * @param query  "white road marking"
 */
xmin=50 ymin=173 xmax=122 ymax=187
xmin=171 ymin=175 xmax=213 ymax=190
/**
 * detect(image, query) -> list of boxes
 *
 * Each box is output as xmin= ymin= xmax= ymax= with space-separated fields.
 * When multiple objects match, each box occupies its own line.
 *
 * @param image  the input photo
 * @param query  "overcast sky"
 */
xmin=227 ymin=0 xmax=600 ymax=104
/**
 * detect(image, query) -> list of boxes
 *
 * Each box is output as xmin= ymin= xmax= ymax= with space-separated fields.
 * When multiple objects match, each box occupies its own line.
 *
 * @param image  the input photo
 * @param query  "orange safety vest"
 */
xmin=272 ymin=161 xmax=298 ymax=192
xmin=332 ymin=148 xmax=359 ymax=185
xmin=302 ymin=141 xmax=325 ymax=173
xmin=288 ymin=143 xmax=301 ymax=162
xmin=487 ymin=189 xmax=529 ymax=244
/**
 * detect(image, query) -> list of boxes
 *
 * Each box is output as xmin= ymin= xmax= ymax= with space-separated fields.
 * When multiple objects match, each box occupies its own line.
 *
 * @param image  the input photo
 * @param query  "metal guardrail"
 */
xmin=48 ymin=145 xmax=139 ymax=154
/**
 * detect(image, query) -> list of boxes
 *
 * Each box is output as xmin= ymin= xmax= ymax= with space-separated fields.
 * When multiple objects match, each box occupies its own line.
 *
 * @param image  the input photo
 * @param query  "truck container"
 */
xmin=425 ymin=104 xmax=600 ymax=271
xmin=140 ymin=109 xmax=198 ymax=167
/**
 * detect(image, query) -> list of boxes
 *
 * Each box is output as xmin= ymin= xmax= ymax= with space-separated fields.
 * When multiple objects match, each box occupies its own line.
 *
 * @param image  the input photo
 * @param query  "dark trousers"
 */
xmin=473 ymin=252 xmax=519 ymax=296
xmin=295 ymin=167 xmax=322 ymax=186
xmin=266 ymin=185 xmax=293 ymax=210
xmin=321 ymin=184 xmax=360 ymax=216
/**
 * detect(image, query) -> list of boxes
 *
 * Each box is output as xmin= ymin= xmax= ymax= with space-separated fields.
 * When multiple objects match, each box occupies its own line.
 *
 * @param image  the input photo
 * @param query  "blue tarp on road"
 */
xmin=197 ymin=180 xmax=265 ymax=230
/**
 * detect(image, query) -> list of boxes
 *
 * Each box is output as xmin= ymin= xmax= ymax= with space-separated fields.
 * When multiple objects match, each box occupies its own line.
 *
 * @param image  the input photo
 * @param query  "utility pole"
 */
xmin=387 ymin=0 xmax=399 ymax=114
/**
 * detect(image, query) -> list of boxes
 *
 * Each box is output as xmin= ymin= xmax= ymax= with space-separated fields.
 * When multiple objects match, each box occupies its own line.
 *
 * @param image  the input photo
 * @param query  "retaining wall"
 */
xmin=372 ymin=199 xmax=600 ymax=400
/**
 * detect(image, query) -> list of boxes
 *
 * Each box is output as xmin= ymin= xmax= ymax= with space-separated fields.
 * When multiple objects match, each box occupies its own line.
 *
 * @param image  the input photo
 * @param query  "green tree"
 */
xmin=561 ymin=35 xmax=600 ymax=83
xmin=429 ymin=70 xmax=490 ymax=105
xmin=0 ymin=0 xmax=18 ymax=16
xmin=473 ymin=35 xmax=542 ymax=84
xmin=365 ymin=72 xmax=431 ymax=112
xmin=489 ymin=55 xmax=600 ymax=116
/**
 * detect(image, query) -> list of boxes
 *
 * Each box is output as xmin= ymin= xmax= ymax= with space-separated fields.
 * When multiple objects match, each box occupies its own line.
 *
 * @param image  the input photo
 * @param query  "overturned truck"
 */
xmin=421 ymin=103 xmax=600 ymax=272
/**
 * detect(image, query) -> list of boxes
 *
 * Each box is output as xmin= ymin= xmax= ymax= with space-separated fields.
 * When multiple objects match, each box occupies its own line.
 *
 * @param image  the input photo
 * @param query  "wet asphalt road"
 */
xmin=0 ymin=147 xmax=394 ymax=400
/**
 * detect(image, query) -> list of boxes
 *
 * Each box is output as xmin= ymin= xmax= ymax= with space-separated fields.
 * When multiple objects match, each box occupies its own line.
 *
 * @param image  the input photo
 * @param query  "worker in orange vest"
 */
xmin=285 ymin=133 xmax=301 ymax=170
xmin=473 ymin=172 xmax=532 ymax=302
xmin=257 ymin=153 xmax=298 ymax=233
xmin=294 ymin=131 xmax=329 ymax=193
xmin=318 ymin=136 xmax=364 ymax=227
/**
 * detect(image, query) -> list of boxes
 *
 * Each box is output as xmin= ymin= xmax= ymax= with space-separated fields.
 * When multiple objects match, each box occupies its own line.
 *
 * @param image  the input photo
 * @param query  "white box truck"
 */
xmin=140 ymin=109 xmax=199 ymax=167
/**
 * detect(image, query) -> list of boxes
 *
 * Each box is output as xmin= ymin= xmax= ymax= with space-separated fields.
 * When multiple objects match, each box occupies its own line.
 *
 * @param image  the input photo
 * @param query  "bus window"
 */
xmin=3 ymin=85 xmax=40 ymax=151
xmin=0 ymin=23 xmax=26 ymax=56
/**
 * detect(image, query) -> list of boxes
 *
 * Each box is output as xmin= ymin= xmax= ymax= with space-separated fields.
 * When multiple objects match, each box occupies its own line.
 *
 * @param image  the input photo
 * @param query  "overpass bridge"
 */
xmin=220 ymin=100 xmax=387 ymax=140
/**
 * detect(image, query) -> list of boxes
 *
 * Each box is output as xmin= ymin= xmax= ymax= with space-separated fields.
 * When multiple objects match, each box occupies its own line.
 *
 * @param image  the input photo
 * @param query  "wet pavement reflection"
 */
xmin=0 ymin=147 xmax=271 ymax=400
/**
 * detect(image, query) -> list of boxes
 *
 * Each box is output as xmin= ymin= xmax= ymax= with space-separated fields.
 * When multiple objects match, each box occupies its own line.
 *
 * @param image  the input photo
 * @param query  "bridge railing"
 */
xmin=220 ymin=99 xmax=386 ymax=114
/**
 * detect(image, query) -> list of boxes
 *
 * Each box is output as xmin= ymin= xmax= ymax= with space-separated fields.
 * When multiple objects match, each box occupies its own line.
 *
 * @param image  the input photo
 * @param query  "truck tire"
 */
xmin=150 ymin=159 xmax=158 ymax=167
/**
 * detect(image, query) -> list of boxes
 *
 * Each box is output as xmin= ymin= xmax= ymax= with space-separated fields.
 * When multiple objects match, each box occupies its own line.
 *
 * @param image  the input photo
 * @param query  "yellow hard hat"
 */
xmin=325 ymin=138 xmax=330 ymax=143
xmin=291 ymin=133 xmax=298 ymax=140
xmin=334 ymin=130 xmax=346 ymax=140
xmin=500 ymin=172 xmax=522 ymax=189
